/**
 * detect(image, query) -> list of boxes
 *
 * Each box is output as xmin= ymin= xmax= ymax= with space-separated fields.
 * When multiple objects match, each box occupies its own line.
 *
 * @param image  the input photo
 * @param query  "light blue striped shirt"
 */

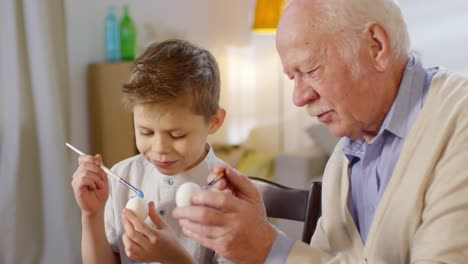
xmin=343 ymin=55 xmax=437 ymax=242
xmin=265 ymin=55 xmax=438 ymax=263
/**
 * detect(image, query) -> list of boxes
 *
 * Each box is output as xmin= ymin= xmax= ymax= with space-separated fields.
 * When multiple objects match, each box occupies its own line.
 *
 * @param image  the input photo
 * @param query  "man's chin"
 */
xmin=325 ymin=125 xmax=347 ymax=139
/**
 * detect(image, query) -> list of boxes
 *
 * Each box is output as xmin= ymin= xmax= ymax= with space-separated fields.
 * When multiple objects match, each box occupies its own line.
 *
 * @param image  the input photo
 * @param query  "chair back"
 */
xmin=250 ymin=177 xmax=322 ymax=244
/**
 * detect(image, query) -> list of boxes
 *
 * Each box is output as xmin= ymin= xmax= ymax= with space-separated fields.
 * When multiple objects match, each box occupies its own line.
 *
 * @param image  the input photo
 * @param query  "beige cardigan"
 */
xmin=287 ymin=70 xmax=468 ymax=264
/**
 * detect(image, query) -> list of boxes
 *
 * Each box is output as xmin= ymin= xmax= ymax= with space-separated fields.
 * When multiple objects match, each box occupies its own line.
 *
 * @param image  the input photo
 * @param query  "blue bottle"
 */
xmin=105 ymin=6 xmax=120 ymax=62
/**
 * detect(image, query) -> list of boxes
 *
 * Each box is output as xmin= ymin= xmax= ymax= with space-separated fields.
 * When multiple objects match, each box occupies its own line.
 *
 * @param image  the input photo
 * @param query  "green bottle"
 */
xmin=120 ymin=5 xmax=136 ymax=61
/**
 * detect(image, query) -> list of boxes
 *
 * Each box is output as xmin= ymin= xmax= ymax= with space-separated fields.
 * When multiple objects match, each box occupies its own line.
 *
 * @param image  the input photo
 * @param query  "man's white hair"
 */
xmin=318 ymin=0 xmax=411 ymax=60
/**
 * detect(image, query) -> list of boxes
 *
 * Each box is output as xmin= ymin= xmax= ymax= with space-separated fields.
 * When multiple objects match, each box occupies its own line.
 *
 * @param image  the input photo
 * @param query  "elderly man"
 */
xmin=173 ymin=0 xmax=468 ymax=263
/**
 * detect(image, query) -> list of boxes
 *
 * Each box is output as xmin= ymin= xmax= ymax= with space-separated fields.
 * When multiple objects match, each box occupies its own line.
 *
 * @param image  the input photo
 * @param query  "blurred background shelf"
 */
xmin=87 ymin=62 xmax=137 ymax=166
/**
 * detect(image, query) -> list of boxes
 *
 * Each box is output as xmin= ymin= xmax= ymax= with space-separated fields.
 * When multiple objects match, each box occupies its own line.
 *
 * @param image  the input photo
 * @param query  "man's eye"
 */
xmin=306 ymin=68 xmax=316 ymax=76
xmin=306 ymin=65 xmax=321 ymax=76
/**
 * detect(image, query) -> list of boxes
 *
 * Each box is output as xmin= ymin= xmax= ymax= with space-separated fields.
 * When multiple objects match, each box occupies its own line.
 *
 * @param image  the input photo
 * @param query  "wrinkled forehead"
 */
xmin=276 ymin=28 xmax=328 ymax=71
xmin=276 ymin=3 xmax=330 ymax=51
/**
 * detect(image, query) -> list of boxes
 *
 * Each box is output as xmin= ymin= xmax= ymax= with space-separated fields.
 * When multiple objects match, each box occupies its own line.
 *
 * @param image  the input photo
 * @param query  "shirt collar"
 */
xmin=383 ymin=55 xmax=427 ymax=139
xmin=343 ymin=54 xmax=427 ymax=157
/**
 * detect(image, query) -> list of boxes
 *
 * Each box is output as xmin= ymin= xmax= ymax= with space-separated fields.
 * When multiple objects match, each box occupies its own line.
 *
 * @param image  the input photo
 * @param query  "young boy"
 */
xmin=71 ymin=39 xmax=229 ymax=263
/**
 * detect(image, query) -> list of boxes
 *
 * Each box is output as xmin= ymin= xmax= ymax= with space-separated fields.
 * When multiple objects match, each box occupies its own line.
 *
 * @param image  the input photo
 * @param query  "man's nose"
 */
xmin=293 ymin=77 xmax=319 ymax=107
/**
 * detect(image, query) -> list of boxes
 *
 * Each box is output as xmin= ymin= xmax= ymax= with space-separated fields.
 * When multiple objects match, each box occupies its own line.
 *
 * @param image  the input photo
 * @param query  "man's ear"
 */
xmin=365 ymin=22 xmax=391 ymax=72
xmin=208 ymin=107 xmax=226 ymax=134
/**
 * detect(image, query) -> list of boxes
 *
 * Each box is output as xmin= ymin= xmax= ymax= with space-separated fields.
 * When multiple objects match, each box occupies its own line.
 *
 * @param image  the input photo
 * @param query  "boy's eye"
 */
xmin=170 ymin=134 xmax=186 ymax=139
xmin=139 ymin=131 xmax=153 ymax=136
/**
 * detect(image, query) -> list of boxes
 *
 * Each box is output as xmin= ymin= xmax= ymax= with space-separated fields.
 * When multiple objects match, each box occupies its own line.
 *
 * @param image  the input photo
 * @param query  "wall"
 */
xmin=400 ymin=0 xmax=468 ymax=72
xmin=62 ymin=0 xmax=468 ymax=253
xmin=64 ymin=0 xmax=468 ymax=153
xmin=64 ymin=0 xmax=255 ymax=153
xmin=278 ymin=0 xmax=468 ymax=153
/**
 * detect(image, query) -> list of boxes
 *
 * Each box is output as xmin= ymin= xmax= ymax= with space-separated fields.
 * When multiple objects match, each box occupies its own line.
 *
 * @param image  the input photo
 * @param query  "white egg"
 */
xmin=125 ymin=196 xmax=148 ymax=220
xmin=176 ymin=182 xmax=202 ymax=207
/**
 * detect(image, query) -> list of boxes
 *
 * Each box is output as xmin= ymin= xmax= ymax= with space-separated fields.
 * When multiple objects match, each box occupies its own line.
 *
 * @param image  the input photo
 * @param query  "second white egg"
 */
xmin=176 ymin=182 xmax=202 ymax=207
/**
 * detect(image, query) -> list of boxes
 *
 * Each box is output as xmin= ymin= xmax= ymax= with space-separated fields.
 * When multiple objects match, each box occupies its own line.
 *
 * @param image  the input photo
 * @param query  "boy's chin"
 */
xmin=151 ymin=164 xmax=180 ymax=176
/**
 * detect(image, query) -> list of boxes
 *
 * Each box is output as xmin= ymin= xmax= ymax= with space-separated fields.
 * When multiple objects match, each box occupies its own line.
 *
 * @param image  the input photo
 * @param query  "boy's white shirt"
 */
xmin=104 ymin=144 xmax=229 ymax=264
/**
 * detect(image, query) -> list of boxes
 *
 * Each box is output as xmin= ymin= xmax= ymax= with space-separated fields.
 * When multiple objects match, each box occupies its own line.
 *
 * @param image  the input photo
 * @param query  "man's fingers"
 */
xmin=207 ymin=166 xmax=228 ymax=190
xmin=191 ymin=190 xmax=240 ymax=212
xmin=181 ymin=227 xmax=220 ymax=252
xmin=207 ymin=166 xmax=258 ymax=198
xmin=223 ymin=167 xmax=258 ymax=196
xmin=178 ymin=219 xmax=227 ymax=239
xmin=173 ymin=204 xmax=228 ymax=226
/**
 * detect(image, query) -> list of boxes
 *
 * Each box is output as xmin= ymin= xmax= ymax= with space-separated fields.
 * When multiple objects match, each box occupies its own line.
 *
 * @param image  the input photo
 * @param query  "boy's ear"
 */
xmin=208 ymin=108 xmax=226 ymax=134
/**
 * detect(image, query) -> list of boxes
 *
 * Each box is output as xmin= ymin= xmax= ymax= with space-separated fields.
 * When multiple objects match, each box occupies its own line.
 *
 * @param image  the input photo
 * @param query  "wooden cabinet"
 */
xmin=87 ymin=62 xmax=137 ymax=167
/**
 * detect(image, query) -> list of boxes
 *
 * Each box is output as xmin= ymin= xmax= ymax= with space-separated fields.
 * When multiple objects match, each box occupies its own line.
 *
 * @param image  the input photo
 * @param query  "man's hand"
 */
xmin=172 ymin=167 xmax=277 ymax=263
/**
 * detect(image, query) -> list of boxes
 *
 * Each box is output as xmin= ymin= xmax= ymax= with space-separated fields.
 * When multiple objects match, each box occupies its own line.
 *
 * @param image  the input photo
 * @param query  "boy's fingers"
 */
xmin=122 ymin=233 xmax=144 ymax=259
xmin=78 ymin=155 xmax=96 ymax=165
xmin=73 ymin=165 xmax=106 ymax=188
xmin=74 ymin=177 xmax=97 ymax=191
xmin=80 ymin=163 xmax=105 ymax=178
xmin=148 ymin=201 xmax=168 ymax=229
xmin=72 ymin=170 xmax=106 ymax=190
xmin=94 ymin=154 xmax=103 ymax=165
xmin=121 ymin=209 xmax=148 ymax=245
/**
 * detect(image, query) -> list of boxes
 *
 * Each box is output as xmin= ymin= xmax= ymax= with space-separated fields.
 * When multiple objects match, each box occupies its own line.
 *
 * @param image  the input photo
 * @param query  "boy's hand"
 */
xmin=71 ymin=154 xmax=109 ymax=217
xmin=122 ymin=201 xmax=195 ymax=264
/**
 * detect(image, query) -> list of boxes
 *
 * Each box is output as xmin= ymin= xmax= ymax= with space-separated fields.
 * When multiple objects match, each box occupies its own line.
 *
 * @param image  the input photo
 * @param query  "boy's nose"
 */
xmin=151 ymin=135 xmax=170 ymax=154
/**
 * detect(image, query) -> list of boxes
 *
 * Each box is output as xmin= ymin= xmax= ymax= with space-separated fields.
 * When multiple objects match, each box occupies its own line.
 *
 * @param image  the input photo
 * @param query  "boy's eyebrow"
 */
xmin=136 ymin=124 xmax=187 ymax=132
xmin=135 ymin=124 xmax=151 ymax=130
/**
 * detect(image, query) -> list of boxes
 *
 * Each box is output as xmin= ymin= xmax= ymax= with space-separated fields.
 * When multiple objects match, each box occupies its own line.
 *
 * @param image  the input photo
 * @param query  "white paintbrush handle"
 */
xmin=66 ymin=142 xmax=144 ymax=197
xmin=100 ymin=165 xmax=120 ymax=182
xmin=65 ymin=142 xmax=85 ymax=156
xmin=66 ymin=143 xmax=120 ymax=181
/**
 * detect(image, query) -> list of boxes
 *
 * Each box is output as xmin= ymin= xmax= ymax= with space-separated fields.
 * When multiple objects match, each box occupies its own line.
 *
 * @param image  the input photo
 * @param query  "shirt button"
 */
xmin=164 ymin=178 xmax=174 ymax=186
xmin=159 ymin=210 xmax=165 ymax=216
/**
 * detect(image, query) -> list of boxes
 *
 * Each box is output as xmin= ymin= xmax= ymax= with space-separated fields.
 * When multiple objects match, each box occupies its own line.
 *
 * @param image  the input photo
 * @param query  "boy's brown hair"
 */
xmin=122 ymin=39 xmax=221 ymax=121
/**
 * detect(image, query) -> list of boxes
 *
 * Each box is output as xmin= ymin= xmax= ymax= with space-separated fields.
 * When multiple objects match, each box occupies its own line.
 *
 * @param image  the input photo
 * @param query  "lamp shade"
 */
xmin=252 ymin=0 xmax=283 ymax=32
